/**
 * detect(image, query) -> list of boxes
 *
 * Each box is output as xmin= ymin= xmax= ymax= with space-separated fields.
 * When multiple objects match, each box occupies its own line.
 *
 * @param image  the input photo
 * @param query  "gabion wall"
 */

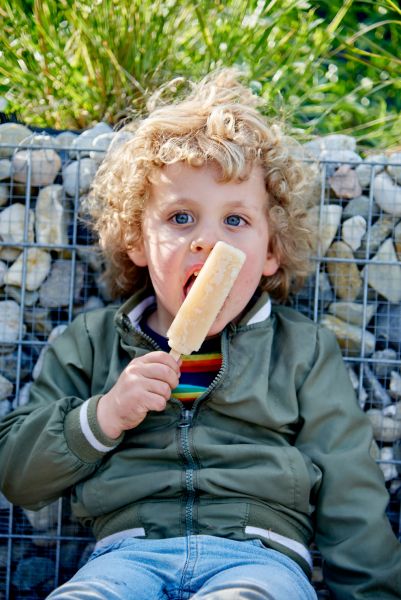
xmin=0 ymin=123 xmax=400 ymax=599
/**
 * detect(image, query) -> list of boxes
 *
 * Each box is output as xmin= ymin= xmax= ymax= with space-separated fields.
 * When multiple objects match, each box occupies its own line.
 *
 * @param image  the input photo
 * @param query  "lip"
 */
xmin=182 ymin=263 xmax=205 ymax=299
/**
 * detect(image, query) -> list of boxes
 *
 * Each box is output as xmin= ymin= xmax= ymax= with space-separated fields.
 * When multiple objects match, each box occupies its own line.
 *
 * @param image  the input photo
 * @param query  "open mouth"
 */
xmin=183 ymin=269 xmax=201 ymax=297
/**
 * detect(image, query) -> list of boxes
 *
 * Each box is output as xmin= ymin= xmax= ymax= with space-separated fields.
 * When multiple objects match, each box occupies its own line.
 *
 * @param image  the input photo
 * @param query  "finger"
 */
xmin=143 ymin=378 xmax=173 ymax=400
xmin=134 ymin=351 xmax=181 ymax=376
xmin=129 ymin=361 xmax=180 ymax=390
xmin=139 ymin=391 xmax=169 ymax=413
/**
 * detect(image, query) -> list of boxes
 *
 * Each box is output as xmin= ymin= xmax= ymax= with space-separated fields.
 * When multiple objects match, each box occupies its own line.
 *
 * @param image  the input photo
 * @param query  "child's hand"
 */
xmin=96 ymin=351 xmax=180 ymax=439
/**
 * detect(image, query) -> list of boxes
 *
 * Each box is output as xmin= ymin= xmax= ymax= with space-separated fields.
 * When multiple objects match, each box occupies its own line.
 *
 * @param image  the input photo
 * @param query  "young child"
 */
xmin=1 ymin=70 xmax=400 ymax=600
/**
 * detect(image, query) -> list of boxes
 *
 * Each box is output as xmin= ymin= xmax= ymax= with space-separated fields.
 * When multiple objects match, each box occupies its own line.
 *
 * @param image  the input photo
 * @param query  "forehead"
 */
xmin=149 ymin=162 xmax=267 ymax=202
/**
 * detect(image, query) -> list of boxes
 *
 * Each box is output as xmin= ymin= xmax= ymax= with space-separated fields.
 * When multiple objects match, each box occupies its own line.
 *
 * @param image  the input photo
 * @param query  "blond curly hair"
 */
xmin=87 ymin=69 xmax=313 ymax=302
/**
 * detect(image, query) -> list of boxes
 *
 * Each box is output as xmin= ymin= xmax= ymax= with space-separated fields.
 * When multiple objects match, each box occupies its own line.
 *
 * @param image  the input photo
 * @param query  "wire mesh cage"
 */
xmin=0 ymin=132 xmax=400 ymax=599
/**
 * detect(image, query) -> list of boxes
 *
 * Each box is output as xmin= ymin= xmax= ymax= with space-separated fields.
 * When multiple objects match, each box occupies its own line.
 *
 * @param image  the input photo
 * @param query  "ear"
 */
xmin=127 ymin=244 xmax=148 ymax=267
xmin=263 ymin=251 xmax=279 ymax=277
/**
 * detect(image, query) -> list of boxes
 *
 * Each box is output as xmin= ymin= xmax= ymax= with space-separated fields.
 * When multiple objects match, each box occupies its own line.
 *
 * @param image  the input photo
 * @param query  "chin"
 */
xmin=207 ymin=316 xmax=232 ymax=338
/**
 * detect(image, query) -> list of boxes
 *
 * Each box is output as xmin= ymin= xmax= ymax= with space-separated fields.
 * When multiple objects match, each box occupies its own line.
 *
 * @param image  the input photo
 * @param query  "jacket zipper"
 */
xmin=191 ymin=329 xmax=229 ymax=411
xmin=178 ymin=409 xmax=196 ymax=534
xmin=176 ymin=334 xmax=230 ymax=534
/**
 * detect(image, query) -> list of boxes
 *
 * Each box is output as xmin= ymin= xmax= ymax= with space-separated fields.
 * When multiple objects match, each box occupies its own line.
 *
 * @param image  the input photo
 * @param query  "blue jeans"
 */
xmin=47 ymin=535 xmax=317 ymax=600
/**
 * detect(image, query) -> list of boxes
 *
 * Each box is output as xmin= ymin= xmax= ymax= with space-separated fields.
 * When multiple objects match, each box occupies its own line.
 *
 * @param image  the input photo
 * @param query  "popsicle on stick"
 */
xmin=167 ymin=241 xmax=246 ymax=360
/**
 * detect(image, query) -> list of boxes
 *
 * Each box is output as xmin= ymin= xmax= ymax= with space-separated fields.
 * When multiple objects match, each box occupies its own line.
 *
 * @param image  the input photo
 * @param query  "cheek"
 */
xmin=146 ymin=244 xmax=179 ymax=284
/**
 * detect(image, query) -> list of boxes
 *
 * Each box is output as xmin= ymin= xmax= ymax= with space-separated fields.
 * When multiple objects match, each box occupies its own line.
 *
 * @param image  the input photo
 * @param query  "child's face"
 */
xmin=128 ymin=162 xmax=279 ymax=337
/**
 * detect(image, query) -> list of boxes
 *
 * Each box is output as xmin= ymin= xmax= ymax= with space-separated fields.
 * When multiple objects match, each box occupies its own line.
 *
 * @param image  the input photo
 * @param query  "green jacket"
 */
xmin=0 ymin=290 xmax=400 ymax=599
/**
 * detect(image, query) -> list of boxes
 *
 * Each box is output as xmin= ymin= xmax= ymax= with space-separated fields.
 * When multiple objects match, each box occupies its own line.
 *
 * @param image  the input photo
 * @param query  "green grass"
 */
xmin=0 ymin=0 xmax=400 ymax=149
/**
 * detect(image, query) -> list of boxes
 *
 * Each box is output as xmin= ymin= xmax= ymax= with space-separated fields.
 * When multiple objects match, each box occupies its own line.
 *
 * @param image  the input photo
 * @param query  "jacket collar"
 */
xmin=114 ymin=286 xmax=272 ymax=342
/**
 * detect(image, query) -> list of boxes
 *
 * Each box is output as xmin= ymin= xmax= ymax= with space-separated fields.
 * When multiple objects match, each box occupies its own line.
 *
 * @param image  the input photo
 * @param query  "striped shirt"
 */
xmin=140 ymin=317 xmax=222 ymax=405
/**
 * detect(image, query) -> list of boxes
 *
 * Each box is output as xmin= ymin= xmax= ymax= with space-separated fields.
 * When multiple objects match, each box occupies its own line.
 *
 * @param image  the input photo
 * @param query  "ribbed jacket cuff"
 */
xmin=64 ymin=396 xmax=124 ymax=463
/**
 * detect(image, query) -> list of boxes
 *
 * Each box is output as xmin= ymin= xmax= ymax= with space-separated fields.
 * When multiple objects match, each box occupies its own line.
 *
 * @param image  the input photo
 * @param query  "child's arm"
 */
xmin=296 ymin=325 xmax=401 ymax=599
xmin=0 ymin=311 xmax=178 ymax=510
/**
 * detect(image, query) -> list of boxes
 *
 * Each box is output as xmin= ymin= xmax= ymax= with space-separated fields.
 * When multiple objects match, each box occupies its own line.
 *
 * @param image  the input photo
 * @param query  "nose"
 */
xmin=190 ymin=237 xmax=217 ymax=254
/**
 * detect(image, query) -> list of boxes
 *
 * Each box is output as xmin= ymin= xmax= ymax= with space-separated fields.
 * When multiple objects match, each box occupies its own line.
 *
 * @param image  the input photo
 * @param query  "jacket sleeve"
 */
xmin=0 ymin=313 xmax=123 ymax=510
xmin=296 ymin=325 xmax=401 ymax=600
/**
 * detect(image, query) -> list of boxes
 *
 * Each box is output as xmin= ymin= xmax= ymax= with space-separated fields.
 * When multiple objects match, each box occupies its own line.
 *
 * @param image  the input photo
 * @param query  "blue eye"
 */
xmin=225 ymin=215 xmax=243 ymax=226
xmin=172 ymin=212 xmax=193 ymax=225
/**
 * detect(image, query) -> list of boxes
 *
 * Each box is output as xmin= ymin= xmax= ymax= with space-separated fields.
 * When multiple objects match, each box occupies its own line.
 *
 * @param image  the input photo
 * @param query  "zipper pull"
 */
xmin=179 ymin=409 xmax=193 ymax=428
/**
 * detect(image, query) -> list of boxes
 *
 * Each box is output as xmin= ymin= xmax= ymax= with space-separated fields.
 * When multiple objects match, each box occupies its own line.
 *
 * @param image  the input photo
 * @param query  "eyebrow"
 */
xmin=166 ymin=197 xmax=258 ymax=211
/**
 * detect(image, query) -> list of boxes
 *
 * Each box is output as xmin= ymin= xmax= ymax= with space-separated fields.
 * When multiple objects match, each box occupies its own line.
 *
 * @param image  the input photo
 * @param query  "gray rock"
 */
xmin=62 ymin=158 xmax=98 ymax=196
xmin=74 ymin=295 xmax=104 ymax=317
xmin=304 ymin=134 xmax=357 ymax=158
xmin=347 ymin=365 xmax=359 ymax=390
xmin=0 ymin=182 xmax=8 ymax=207
xmin=24 ymin=500 xmax=59 ymax=531
xmin=394 ymin=221 xmax=401 ymax=259
xmin=362 ymin=239 xmax=401 ymax=303
xmin=35 ymin=184 xmax=69 ymax=247
xmin=13 ymin=381 xmax=32 ymax=408
xmin=24 ymin=306 xmax=53 ymax=336
xmin=0 ymin=300 xmax=25 ymax=352
xmin=320 ymin=149 xmax=362 ymax=177
xmin=12 ymin=556 xmax=55 ymax=592
xmin=320 ymin=314 xmax=376 ymax=356
xmin=4 ymin=248 xmax=52 ymax=291
xmin=4 ymin=284 xmax=39 ymax=306
xmin=90 ymin=132 xmax=116 ymax=164
xmin=32 ymin=325 xmax=68 ymax=380
xmin=0 ymin=202 xmax=35 ymax=248
xmin=292 ymin=272 xmax=334 ymax=316
xmin=371 ymin=348 xmax=398 ymax=379
xmin=0 ymin=260 xmax=6 ymax=287
xmin=328 ymin=301 xmax=376 ymax=326
xmin=367 ymin=409 xmax=401 ymax=442
xmin=373 ymin=171 xmax=401 ymax=217
xmin=0 ymin=373 xmax=13 ymax=401
xmin=394 ymin=440 xmax=401 ymax=476
xmin=375 ymin=302 xmax=401 ymax=351
xmin=19 ymin=132 xmax=57 ymax=149
xmin=0 ymin=399 xmax=11 ymax=418
xmin=69 ymin=122 xmax=112 ymax=158
xmin=327 ymin=241 xmax=362 ymax=301
xmin=383 ymin=401 xmax=401 ymax=420
xmin=12 ymin=146 xmax=61 ymax=187
xmin=96 ymin=277 xmax=114 ymax=302
xmin=0 ymin=123 xmax=32 ymax=158
xmin=387 ymin=151 xmax=401 ymax=184
xmin=390 ymin=371 xmax=401 ymax=399
xmin=355 ymin=214 xmax=395 ymax=259
xmin=318 ymin=271 xmax=335 ymax=306
xmin=0 ymin=350 xmax=34 ymax=382
xmin=363 ymin=364 xmax=392 ymax=407
xmin=0 ymin=246 xmax=20 ymax=262
xmin=355 ymin=154 xmax=387 ymax=188
xmin=0 ymin=491 xmax=11 ymax=510
xmin=39 ymin=259 xmax=84 ymax=307
xmin=307 ymin=204 xmax=342 ymax=257
xmin=77 ymin=246 xmax=104 ymax=272
xmin=342 ymin=195 xmax=375 ymax=221
xmin=379 ymin=447 xmax=398 ymax=481
xmin=55 ymin=131 xmax=78 ymax=149
xmin=0 ymin=159 xmax=11 ymax=181
xmin=341 ymin=215 xmax=366 ymax=251
xmin=329 ymin=165 xmax=362 ymax=199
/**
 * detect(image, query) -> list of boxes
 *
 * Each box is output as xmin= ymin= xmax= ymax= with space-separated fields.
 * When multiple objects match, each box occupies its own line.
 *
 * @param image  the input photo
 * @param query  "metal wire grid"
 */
xmin=0 ymin=145 xmax=400 ymax=599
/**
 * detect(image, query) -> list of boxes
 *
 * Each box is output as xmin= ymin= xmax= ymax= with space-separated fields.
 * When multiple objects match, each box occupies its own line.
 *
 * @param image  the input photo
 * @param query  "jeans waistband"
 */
xmin=94 ymin=526 xmax=312 ymax=569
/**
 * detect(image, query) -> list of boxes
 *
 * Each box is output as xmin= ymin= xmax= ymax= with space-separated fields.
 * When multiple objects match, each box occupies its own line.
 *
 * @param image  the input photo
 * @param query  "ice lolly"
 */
xmin=167 ymin=241 xmax=246 ymax=359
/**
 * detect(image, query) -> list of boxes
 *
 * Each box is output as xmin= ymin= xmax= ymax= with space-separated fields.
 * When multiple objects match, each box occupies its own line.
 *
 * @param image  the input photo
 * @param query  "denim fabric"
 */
xmin=46 ymin=535 xmax=317 ymax=600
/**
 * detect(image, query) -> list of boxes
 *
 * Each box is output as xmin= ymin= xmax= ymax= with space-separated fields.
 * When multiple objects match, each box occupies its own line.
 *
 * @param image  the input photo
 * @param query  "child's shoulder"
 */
xmin=271 ymin=303 xmax=341 ymax=361
xmin=271 ymin=302 xmax=318 ymax=329
xmin=68 ymin=302 xmax=122 ymax=341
